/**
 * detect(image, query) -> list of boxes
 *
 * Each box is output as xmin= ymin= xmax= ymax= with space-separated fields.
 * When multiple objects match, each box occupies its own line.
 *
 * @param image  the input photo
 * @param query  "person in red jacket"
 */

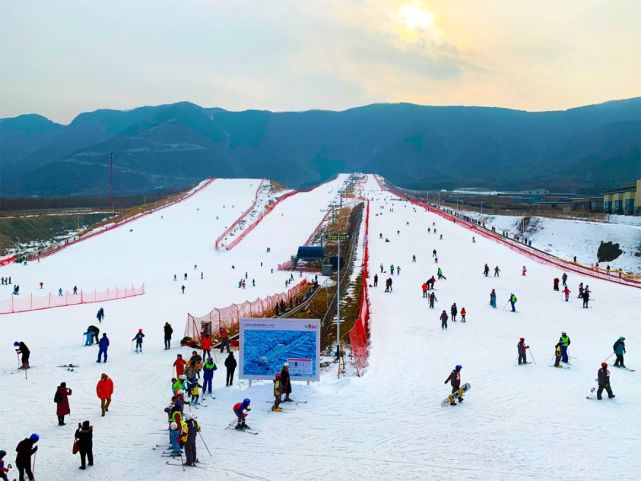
xmin=201 ymin=335 xmax=212 ymax=359
xmin=173 ymin=354 xmax=186 ymax=377
xmin=219 ymin=327 xmax=230 ymax=353
xmin=563 ymin=286 xmax=571 ymax=302
xmin=96 ymin=373 xmax=114 ymax=417
xmin=421 ymin=282 xmax=428 ymax=298
xmin=460 ymin=307 xmax=467 ymax=322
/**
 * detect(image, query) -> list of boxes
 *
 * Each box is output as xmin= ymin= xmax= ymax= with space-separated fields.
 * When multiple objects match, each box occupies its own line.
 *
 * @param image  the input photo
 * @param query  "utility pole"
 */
xmin=325 ymin=233 xmax=350 ymax=377
xmin=109 ymin=152 xmax=114 ymax=210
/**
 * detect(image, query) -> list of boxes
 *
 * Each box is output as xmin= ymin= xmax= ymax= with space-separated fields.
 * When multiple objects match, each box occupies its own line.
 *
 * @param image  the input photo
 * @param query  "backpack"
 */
xmin=54 ymin=390 xmax=61 ymax=403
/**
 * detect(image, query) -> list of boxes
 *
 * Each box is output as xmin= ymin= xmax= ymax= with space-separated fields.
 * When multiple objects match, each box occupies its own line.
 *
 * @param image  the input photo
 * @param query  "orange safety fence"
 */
xmin=0 ymin=284 xmax=145 ymax=315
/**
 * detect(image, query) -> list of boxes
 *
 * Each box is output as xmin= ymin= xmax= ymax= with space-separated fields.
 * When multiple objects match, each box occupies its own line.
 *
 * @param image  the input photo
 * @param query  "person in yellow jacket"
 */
xmin=272 ymin=373 xmax=283 ymax=412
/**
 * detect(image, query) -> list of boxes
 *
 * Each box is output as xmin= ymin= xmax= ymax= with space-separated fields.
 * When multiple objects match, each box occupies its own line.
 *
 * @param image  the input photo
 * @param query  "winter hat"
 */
xmin=0 ymin=449 xmax=6 ymax=458
xmin=242 ymin=398 xmax=251 ymax=406
xmin=601 ymin=362 xmax=608 ymax=368
xmin=619 ymin=336 xmax=625 ymax=340
xmin=283 ymin=362 xmax=289 ymax=367
xmin=82 ymin=420 xmax=90 ymax=429
xmin=29 ymin=433 xmax=39 ymax=442
xmin=520 ymin=337 xmax=525 ymax=341
xmin=455 ymin=365 xmax=462 ymax=370
xmin=13 ymin=341 xmax=19 ymax=346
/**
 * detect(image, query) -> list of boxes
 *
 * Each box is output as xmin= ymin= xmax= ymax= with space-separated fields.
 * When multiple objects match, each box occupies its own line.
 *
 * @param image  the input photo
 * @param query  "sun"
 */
xmin=400 ymin=2 xmax=434 ymax=31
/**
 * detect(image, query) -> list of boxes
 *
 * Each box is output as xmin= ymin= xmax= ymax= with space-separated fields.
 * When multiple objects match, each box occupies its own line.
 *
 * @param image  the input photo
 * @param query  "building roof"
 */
xmin=604 ymin=183 xmax=637 ymax=194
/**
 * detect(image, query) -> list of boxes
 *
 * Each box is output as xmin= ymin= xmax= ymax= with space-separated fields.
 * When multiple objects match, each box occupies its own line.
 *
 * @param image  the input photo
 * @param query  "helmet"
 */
xmin=0 ymin=449 xmax=6 ymax=457
xmin=170 ymin=422 xmax=178 ymax=430
xmin=275 ymin=373 xmax=281 ymax=379
xmin=562 ymin=332 xmax=566 ymax=335
xmin=619 ymin=336 xmax=625 ymax=341
xmin=139 ymin=328 xmax=143 ymax=332
xmin=601 ymin=362 xmax=607 ymax=368
xmin=455 ymin=365 xmax=462 ymax=370
xmin=30 ymin=433 xmax=40 ymax=442
xmin=519 ymin=337 xmax=524 ymax=341
xmin=13 ymin=341 xmax=20 ymax=346
xmin=283 ymin=362 xmax=289 ymax=367
xmin=243 ymin=398 xmax=251 ymax=405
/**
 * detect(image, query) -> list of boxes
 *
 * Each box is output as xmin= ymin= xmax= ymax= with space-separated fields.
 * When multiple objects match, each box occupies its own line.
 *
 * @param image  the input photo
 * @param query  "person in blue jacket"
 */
xmin=202 ymin=357 xmax=217 ymax=398
xmin=97 ymin=334 xmax=109 ymax=363
xmin=132 ymin=329 xmax=145 ymax=353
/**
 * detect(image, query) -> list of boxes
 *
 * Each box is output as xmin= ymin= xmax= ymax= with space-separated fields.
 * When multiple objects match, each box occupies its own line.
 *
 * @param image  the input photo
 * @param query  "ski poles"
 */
xmin=16 ymin=351 xmax=21 ymax=369
xmin=527 ymin=347 xmax=536 ymax=365
xmin=32 ymin=450 xmax=37 ymax=477
xmin=602 ymin=352 xmax=614 ymax=363
xmin=198 ymin=431 xmax=212 ymax=457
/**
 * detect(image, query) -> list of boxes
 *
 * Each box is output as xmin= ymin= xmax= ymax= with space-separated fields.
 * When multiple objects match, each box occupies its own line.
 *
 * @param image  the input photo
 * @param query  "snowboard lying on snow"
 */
xmin=441 ymin=383 xmax=471 ymax=407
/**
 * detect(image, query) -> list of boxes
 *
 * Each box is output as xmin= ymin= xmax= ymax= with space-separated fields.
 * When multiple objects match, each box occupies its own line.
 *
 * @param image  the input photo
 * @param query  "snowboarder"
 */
xmin=203 ymin=357 xmax=217 ymax=396
xmin=54 ymin=381 xmax=72 ymax=425
xmin=184 ymin=413 xmax=200 ymax=466
xmin=373 ymin=274 xmax=378 ymax=287
xmin=563 ymin=286 xmax=571 ymax=302
xmin=174 ymin=354 xmax=186 ymax=377
xmin=13 ymin=341 xmax=30 ymax=369
xmin=451 ymin=303 xmax=458 ymax=322
xmin=132 ymin=329 xmax=145 ymax=353
xmin=272 ymin=372 xmax=283 ymax=412
xmin=596 ymin=363 xmax=615 ymax=400
xmin=281 ymin=362 xmax=292 ymax=402
xmin=444 ymin=365 xmax=463 ymax=405
xmin=509 ymin=293 xmax=517 ymax=312
xmin=553 ymin=278 xmax=560 ymax=291
xmin=96 ymin=307 xmax=104 ymax=323
xmin=517 ymin=338 xmax=529 ymax=364
xmin=484 ymin=264 xmax=490 ymax=277
xmin=15 ymin=434 xmax=38 ymax=481
xmin=97 ymin=334 xmax=109 ymax=363
xmin=613 ymin=337 xmax=626 ymax=368
xmin=96 ymin=373 xmax=113 ymax=417
xmin=428 ymin=292 xmax=437 ymax=309
xmin=554 ymin=342 xmax=562 ymax=367
xmin=164 ymin=322 xmax=173 ymax=350
xmin=494 ymin=266 xmax=500 ymax=277
xmin=460 ymin=307 xmax=467 ymax=322
xmin=440 ymin=310 xmax=449 ymax=330
xmin=233 ymin=398 xmax=251 ymax=430
xmin=559 ymin=332 xmax=571 ymax=363
xmin=219 ymin=327 xmax=230 ymax=353
xmin=562 ymin=273 xmax=568 ymax=287
xmin=74 ymin=420 xmax=93 ymax=470
xmin=490 ymin=289 xmax=497 ymax=308
xmin=225 ymin=352 xmax=237 ymax=386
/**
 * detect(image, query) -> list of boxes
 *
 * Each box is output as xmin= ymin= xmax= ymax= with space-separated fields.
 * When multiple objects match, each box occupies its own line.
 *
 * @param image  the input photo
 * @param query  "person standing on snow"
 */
xmin=437 ymin=267 xmax=446 ymax=280
xmin=96 ymin=307 xmax=104 ymax=323
xmin=490 ymin=289 xmax=497 ymax=308
xmin=440 ymin=310 xmax=449 ymax=330
xmin=13 ymin=341 xmax=30 ymax=369
xmin=281 ymin=362 xmax=292 ymax=402
xmin=97 ymin=334 xmax=109 ymax=363
xmin=421 ymin=282 xmax=428 ymax=298
xmin=184 ymin=413 xmax=200 ymax=466
xmin=96 ymin=373 xmax=113 ymax=417
xmin=54 ymin=382 xmax=72 ymax=425
xmin=272 ymin=372 xmax=283 ymax=412
xmin=582 ymin=288 xmax=590 ymax=308
xmin=450 ymin=303 xmax=458 ymax=322
xmin=373 ymin=274 xmax=378 ymax=287
xmin=596 ymin=363 xmax=615 ymax=400
xmin=428 ymin=292 xmax=437 ymax=309
xmin=225 ymin=352 xmax=237 ymax=386
xmin=562 ymin=273 xmax=568 ymax=287
xmin=521 ymin=266 xmax=527 ymax=276
xmin=494 ymin=266 xmax=500 ymax=277
xmin=483 ymin=264 xmax=490 ymax=277
xmin=163 ymin=322 xmax=173 ymax=350
xmin=460 ymin=307 xmax=467 ymax=322
xmin=174 ymin=354 xmax=186 ymax=377
xmin=509 ymin=293 xmax=517 ymax=312
xmin=15 ymin=434 xmax=39 ymax=481
xmin=132 ymin=329 xmax=145 ymax=353
xmin=0 ymin=449 xmax=10 ymax=481
xmin=563 ymin=286 xmax=571 ymax=302
xmin=201 ymin=334 xmax=212 ymax=359
xmin=219 ymin=327 xmax=230 ymax=353
xmin=559 ymin=332 xmax=571 ymax=363
xmin=74 ymin=420 xmax=93 ymax=470
xmin=517 ymin=338 xmax=529 ymax=364
xmin=444 ymin=365 xmax=463 ymax=405
xmin=613 ymin=337 xmax=626 ymax=368
xmin=202 ymin=358 xmax=217 ymax=397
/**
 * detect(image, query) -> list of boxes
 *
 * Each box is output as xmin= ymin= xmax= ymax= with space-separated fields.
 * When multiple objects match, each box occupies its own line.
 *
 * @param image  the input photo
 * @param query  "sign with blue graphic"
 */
xmin=239 ymin=318 xmax=321 ymax=382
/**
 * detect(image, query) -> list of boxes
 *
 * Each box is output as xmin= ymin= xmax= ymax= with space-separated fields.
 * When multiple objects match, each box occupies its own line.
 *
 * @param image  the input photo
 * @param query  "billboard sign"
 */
xmin=239 ymin=318 xmax=321 ymax=382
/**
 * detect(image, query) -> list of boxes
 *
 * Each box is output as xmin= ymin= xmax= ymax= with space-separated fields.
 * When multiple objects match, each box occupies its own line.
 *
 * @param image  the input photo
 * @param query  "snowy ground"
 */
xmin=460 ymin=210 xmax=641 ymax=274
xmin=2 ymin=174 xmax=640 ymax=481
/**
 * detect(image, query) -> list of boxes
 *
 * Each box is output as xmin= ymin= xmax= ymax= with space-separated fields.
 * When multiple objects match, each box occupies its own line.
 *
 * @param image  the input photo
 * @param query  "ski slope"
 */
xmin=1 ymin=174 xmax=640 ymax=481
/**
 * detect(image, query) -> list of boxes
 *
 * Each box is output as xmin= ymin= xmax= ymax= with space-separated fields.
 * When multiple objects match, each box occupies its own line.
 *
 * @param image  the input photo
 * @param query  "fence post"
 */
xmin=30 ymin=293 xmax=33 ymax=310
xmin=80 ymin=290 xmax=83 ymax=303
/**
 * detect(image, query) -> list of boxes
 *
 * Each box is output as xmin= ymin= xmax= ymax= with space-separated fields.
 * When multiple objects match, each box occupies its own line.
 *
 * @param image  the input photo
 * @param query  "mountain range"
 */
xmin=1 ymin=98 xmax=639 ymax=197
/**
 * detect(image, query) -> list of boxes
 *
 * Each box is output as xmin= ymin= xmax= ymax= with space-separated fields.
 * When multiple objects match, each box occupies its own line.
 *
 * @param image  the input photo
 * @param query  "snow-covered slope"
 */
xmin=1 ymin=174 xmax=639 ymax=481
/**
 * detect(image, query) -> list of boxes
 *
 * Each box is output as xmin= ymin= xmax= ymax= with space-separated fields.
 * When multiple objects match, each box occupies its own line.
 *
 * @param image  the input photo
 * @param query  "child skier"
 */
xmin=272 ymin=373 xmax=283 ymax=412
xmin=202 ymin=358 xmax=217 ymax=397
xmin=517 ymin=337 xmax=529 ymax=364
xmin=563 ymin=286 xmax=571 ymax=302
xmin=437 ymin=267 xmax=446 ymax=280
xmin=132 ymin=329 xmax=145 ymax=353
xmin=444 ymin=365 xmax=463 ymax=405
xmin=509 ymin=293 xmax=517 ymax=312
xmin=189 ymin=378 xmax=202 ymax=405
xmin=233 ymin=398 xmax=251 ymax=430
xmin=597 ymin=362 xmax=615 ymax=400
xmin=428 ymin=292 xmax=437 ymax=309
xmin=169 ymin=422 xmax=181 ymax=456
xmin=460 ymin=307 xmax=467 ymax=322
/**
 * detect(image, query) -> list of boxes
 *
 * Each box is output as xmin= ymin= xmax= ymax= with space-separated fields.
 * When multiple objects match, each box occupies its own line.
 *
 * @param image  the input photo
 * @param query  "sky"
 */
xmin=0 ymin=0 xmax=639 ymax=124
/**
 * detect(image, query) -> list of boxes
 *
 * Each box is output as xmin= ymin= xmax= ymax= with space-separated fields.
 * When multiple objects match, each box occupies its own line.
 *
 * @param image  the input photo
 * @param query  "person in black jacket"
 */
xmin=280 ymin=363 xmax=292 ymax=402
xmin=75 ymin=421 xmax=93 ymax=469
xmin=15 ymin=433 xmax=38 ymax=481
xmin=444 ymin=365 xmax=463 ymax=405
xmin=163 ymin=322 xmax=173 ymax=350
xmin=597 ymin=362 xmax=615 ymax=400
xmin=184 ymin=414 xmax=200 ymax=466
xmin=517 ymin=337 xmax=529 ymax=365
xmin=225 ymin=352 xmax=237 ymax=386
xmin=13 ymin=342 xmax=30 ymax=369
xmin=440 ymin=310 xmax=448 ymax=330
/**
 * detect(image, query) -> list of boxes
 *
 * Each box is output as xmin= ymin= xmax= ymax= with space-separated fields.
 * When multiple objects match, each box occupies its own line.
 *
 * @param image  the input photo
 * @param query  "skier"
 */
xmin=184 ymin=413 xmax=200 ymax=466
xmin=613 ymin=337 xmax=626 ymax=368
xmin=96 ymin=373 xmax=113 ymax=417
xmin=13 ymin=341 xmax=30 ymax=369
xmin=522 ymin=266 xmax=527 ymax=276
xmin=559 ymin=332 xmax=571 ymax=363
xmin=396 ymin=266 xmax=400 ymax=275
xmin=200 ymin=334 xmax=212 ymax=359
xmin=444 ymin=365 xmax=463 ymax=405
xmin=412 ymin=254 xmax=416 ymax=263
xmin=509 ymin=293 xmax=517 ymax=312
xmin=87 ymin=325 xmax=100 ymax=344
xmin=281 ymin=362 xmax=292 ymax=402
xmin=373 ymin=274 xmax=378 ymax=287
xmin=553 ymin=278 xmax=560 ymax=291
xmin=97 ymin=334 xmax=109 ymax=363
xmin=174 ymin=354 xmax=186 ymax=377
xmin=451 ymin=303 xmax=458 ymax=322
xmin=428 ymin=291 xmax=437 ymax=309
xmin=460 ymin=307 xmax=467 ymax=322
xmin=272 ymin=372 xmax=283 ymax=412
xmin=390 ymin=264 xmax=394 ymax=275
xmin=132 ymin=329 xmax=145 ymax=353
xmin=15 ymin=434 xmax=38 ymax=481
xmin=168 ymin=422 xmax=180 ymax=456
xmin=494 ymin=266 xmax=500 ymax=277
xmin=225 ymin=352 xmax=237 ymax=386
xmin=380 ymin=263 xmax=384 ymax=273
xmin=219 ymin=327 xmax=230 ymax=353
xmin=483 ymin=264 xmax=490 ymax=277
xmin=578 ymin=283 xmax=584 ymax=299
xmin=563 ymin=286 xmax=571 ymax=302
xmin=181 ymin=285 xmax=185 ymax=294
xmin=596 ymin=362 xmax=615 ymax=400
xmin=233 ymin=398 xmax=252 ymax=430
xmin=432 ymin=249 xmax=437 ymax=257
xmin=96 ymin=307 xmax=104 ymax=323
xmin=517 ymin=337 xmax=529 ymax=364
xmin=83 ymin=329 xmax=94 ymax=346
xmin=54 ymin=382 xmax=72 ymax=425
xmin=58 ymin=287 xmax=63 ymax=296
xmin=74 ymin=420 xmax=93 ymax=470
xmin=184 ymin=273 xmax=187 ymax=280
xmin=0 ymin=449 xmax=9 ymax=481
xmin=562 ymin=273 xmax=568 ymax=287
xmin=202 ymin=357 xmax=217 ymax=397
xmin=554 ymin=342 xmax=562 ymax=367
xmin=385 ymin=278 xmax=393 ymax=293
xmin=490 ymin=289 xmax=497 ymax=308
xmin=582 ymin=288 xmax=590 ymax=308
xmin=440 ymin=310 xmax=449 ymax=330
xmin=437 ymin=267 xmax=446 ymax=280
xmin=422 ymin=282 xmax=428 ymax=298
xmin=73 ymin=285 xmax=78 ymax=295
xmin=164 ymin=322 xmax=173 ymax=350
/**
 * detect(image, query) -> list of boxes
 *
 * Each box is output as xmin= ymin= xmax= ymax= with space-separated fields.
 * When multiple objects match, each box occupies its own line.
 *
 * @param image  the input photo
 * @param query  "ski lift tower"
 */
xmin=325 ymin=232 xmax=351 ymax=374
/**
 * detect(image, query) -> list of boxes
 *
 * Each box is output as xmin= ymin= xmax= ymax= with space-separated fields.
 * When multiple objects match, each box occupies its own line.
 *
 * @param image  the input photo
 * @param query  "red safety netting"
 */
xmin=0 ymin=284 xmax=145 ymax=315
xmin=0 ymin=178 xmax=216 ymax=269
xmin=184 ymin=279 xmax=310 ymax=345
xmin=375 ymin=175 xmax=641 ymax=290
xmin=348 ymin=200 xmax=370 ymax=375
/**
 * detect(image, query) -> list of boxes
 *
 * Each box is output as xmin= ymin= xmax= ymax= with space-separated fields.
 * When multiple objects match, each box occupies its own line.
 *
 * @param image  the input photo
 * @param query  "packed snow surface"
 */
xmin=1 ymin=175 xmax=640 ymax=481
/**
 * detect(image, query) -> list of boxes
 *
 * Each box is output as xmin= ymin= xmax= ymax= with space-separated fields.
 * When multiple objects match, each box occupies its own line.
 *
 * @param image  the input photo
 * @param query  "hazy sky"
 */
xmin=1 ymin=0 xmax=639 ymax=123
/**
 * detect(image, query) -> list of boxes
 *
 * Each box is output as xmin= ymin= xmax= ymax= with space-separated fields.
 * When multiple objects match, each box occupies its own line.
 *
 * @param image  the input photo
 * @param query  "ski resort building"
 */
xmin=603 ymin=179 xmax=641 ymax=215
